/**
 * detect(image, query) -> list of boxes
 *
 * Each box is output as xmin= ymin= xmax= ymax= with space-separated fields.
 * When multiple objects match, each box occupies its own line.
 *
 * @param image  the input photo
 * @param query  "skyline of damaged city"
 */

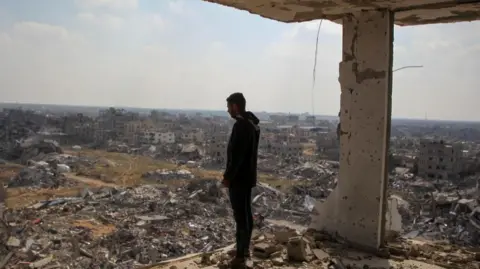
xmin=2 ymin=101 xmax=480 ymax=124
xmin=0 ymin=104 xmax=478 ymax=268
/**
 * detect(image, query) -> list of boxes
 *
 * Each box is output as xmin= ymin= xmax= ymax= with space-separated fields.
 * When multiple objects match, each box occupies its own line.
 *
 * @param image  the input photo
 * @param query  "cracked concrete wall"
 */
xmin=310 ymin=9 xmax=393 ymax=251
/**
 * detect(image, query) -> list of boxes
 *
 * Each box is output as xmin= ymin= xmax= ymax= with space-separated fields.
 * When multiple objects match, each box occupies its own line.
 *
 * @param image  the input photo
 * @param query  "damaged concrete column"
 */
xmin=310 ymin=10 xmax=393 ymax=251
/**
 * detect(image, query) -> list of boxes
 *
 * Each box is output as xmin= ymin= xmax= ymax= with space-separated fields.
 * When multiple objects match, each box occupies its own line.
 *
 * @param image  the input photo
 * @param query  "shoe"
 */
xmin=229 ymin=257 xmax=246 ymax=269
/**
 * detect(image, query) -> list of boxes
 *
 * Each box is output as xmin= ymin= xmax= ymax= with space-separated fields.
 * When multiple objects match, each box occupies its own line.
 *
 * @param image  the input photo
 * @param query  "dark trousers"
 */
xmin=228 ymin=187 xmax=253 ymax=258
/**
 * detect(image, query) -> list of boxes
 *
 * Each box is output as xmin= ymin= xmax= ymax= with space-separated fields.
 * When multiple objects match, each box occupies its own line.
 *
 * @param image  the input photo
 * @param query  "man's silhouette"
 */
xmin=223 ymin=93 xmax=260 ymax=268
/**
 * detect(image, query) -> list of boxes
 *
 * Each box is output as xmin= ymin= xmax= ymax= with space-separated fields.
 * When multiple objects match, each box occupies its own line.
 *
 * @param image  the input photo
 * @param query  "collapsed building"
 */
xmin=418 ymin=139 xmax=464 ymax=180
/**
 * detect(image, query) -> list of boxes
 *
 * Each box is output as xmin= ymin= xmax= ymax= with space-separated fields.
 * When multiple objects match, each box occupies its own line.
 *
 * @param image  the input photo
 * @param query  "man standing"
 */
xmin=223 ymin=92 xmax=260 ymax=268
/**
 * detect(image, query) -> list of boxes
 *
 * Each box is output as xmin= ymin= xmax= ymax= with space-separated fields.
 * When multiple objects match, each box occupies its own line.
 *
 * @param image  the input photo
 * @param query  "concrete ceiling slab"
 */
xmin=203 ymin=0 xmax=480 ymax=25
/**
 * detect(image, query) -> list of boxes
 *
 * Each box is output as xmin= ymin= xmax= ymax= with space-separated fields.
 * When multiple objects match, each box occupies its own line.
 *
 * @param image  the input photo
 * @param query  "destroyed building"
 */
xmin=418 ymin=139 xmax=464 ymax=180
xmin=96 ymin=108 xmax=140 ymax=142
xmin=206 ymin=131 xmax=228 ymax=165
xmin=180 ymin=128 xmax=205 ymax=143
xmin=123 ymin=119 xmax=156 ymax=144
xmin=138 ymin=130 xmax=176 ymax=145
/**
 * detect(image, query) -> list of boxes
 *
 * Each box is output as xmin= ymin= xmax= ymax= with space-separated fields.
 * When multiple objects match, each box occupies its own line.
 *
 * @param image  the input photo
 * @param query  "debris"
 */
xmin=252 ymin=243 xmax=278 ymax=259
xmin=142 ymin=169 xmax=194 ymax=181
xmin=29 ymin=255 xmax=53 ymax=268
xmin=0 ymin=252 xmax=13 ymax=269
xmin=8 ymin=166 xmax=76 ymax=189
xmin=6 ymin=237 xmax=21 ymax=247
xmin=287 ymin=236 xmax=308 ymax=262
xmin=312 ymin=249 xmax=330 ymax=261
xmin=274 ymin=228 xmax=298 ymax=244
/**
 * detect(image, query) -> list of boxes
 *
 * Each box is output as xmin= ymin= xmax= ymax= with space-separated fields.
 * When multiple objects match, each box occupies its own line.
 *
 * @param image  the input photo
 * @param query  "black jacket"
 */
xmin=224 ymin=111 xmax=260 ymax=189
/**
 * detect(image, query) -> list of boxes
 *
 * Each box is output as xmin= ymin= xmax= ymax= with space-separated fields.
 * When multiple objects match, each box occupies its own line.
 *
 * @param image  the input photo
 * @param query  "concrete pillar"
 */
xmin=310 ymin=10 xmax=393 ymax=251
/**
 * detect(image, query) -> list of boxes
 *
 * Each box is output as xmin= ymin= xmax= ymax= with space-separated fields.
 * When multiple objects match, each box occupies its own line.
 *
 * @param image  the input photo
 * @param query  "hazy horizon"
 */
xmin=4 ymin=101 xmax=480 ymax=124
xmin=0 ymin=1 xmax=479 ymax=121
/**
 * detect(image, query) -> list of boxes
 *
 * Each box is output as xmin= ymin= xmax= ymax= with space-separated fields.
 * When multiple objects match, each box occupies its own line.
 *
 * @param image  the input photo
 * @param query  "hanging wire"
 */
xmin=311 ymin=19 xmax=323 ymax=124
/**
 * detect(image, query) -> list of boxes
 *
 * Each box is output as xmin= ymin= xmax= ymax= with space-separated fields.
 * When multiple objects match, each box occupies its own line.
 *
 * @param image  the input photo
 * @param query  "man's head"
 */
xmin=226 ymin=92 xmax=246 ymax=118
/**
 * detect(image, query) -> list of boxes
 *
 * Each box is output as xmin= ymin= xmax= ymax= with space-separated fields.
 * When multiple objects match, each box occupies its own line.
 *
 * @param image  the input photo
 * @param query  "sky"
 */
xmin=0 ymin=1 xmax=479 ymax=121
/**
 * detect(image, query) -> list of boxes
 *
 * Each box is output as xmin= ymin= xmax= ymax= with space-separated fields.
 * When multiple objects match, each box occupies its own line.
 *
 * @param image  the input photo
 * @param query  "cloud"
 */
xmin=0 ymin=22 xmax=99 ymax=104
xmin=7 ymin=21 xmax=85 ymax=48
xmin=75 ymin=0 xmax=138 ymax=10
xmin=304 ymin=20 xmax=342 ymax=36
xmin=77 ymin=12 xmax=125 ymax=30
xmin=169 ymin=0 xmax=185 ymax=14
xmin=168 ymin=0 xmax=196 ymax=17
xmin=0 ymin=1 xmax=479 ymax=121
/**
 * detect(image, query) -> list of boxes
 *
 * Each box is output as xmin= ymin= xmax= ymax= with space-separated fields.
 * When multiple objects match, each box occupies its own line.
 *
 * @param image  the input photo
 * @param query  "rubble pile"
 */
xmin=107 ymin=141 xmax=130 ymax=153
xmin=0 ymin=115 xmax=42 ymax=157
xmin=205 ymin=227 xmax=479 ymax=269
xmin=256 ymin=157 xmax=339 ymax=182
xmin=7 ymin=166 xmax=76 ymax=189
xmin=6 ymin=137 xmax=63 ymax=164
xmin=251 ymin=183 xmax=321 ymax=225
xmin=290 ymin=176 xmax=336 ymax=199
xmin=0 ymin=181 xmax=233 ymax=267
xmin=400 ymin=193 xmax=480 ymax=245
xmin=288 ymin=162 xmax=335 ymax=180
xmin=42 ymin=153 xmax=96 ymax=172
xmin=387 ymin=174 xmax=480 ymax=246
xmin=142 ymin=169 xmax=195 ymax=181
xmin=0 ymin=178 xmax=351 ymax=268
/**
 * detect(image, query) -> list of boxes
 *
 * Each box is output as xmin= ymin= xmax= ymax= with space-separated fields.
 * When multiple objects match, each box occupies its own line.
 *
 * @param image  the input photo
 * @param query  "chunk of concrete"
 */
xmin=312 ymin=249 xmax=330 ymax=261
xmin=253 ymin=243 xmax=279 ymax=259
xmin=6 ymin=237 xmax=21 ymax=247
xmin=287 ymin=236 xmax=308 ymax=262
xmin=274 ymin=228 xmax=298 ymax=244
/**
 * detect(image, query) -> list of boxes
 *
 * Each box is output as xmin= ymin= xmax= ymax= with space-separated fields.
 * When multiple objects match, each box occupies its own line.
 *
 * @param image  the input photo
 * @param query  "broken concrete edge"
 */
xmin=304 ymin=227 xmax=387 ymax=256
xmin=136 ymin=243 xmax=235 ymax=269
xmin=309 ymin=194 xmax=403 ymax=252
xmin=202 ymin=0 xmax=480 ymax=26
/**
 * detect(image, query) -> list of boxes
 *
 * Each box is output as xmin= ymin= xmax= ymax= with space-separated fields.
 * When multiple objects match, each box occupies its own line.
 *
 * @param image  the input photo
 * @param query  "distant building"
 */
xmin=287 ymin=114 xmax=299 ymax=124
xmin=139 ymin=130 xmax=175 ymax=144
xmin=97 ymin=108 xmax=139 ymax=141
xmin=124 ymin=120 xmax=155 ymax=144
xmin=306 ymin=115 xmax=316 ymax=125
xmin=417 ymin=139 xmax=463 ymax=180
xmin=181 ymin=128 xmax=205 ymax=143
xmin=264 ymin=141 xmax=303 ymax=158
xmin=206 ymin=131 xmax=228 ymax=164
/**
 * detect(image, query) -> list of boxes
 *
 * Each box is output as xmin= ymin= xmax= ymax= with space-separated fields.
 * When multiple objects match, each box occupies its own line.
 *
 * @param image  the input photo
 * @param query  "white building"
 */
xmin=139 ymin=131 xmax=175 ymax=144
